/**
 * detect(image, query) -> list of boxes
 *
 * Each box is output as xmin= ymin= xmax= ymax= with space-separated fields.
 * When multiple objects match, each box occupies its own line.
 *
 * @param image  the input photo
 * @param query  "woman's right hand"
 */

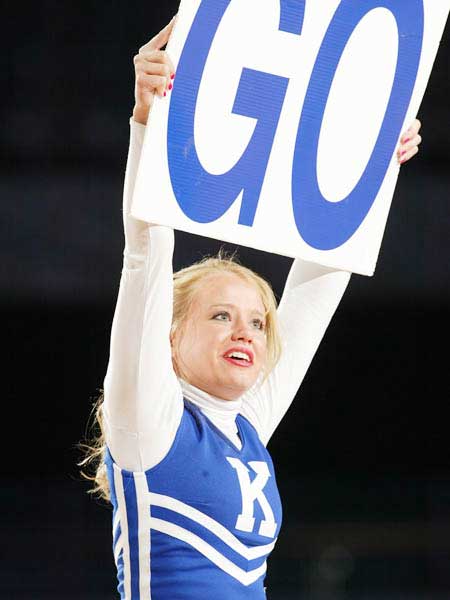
xmin=132 ymin=18 xmax=176 ymax=125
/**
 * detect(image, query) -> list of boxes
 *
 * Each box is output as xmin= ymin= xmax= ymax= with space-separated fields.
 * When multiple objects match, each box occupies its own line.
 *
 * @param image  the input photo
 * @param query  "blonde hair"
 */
xmin=80 ymin=251 xmax=282 ymax=501
xmin=78 ymin=393 xmax=109 ymax=500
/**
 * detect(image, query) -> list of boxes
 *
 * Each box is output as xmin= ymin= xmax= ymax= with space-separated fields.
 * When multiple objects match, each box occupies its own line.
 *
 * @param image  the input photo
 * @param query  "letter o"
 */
xmin=291 ymin=0 xmax=424 ymax=250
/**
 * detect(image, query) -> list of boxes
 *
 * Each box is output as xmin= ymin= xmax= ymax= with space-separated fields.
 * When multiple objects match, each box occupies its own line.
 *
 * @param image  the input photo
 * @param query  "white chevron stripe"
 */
xmin=151 ymin=517 xmax=267 ymax=586
xmin=113 ymin=510 xmax=120 ymax=536
xmin=113 ymin=465 xmax=131 ymax=600
xmin=114 ymin=534 xmax=123 ymax=564
xmin=134 ymin=473 xmax=152 ymax=600
xmin=149 ymin=492 xmax=276 ymax=559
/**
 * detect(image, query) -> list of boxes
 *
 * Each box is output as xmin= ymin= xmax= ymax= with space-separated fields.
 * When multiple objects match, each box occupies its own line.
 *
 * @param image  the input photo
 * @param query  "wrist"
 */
xmin=132 ymin=105 xmax=150 ymax=126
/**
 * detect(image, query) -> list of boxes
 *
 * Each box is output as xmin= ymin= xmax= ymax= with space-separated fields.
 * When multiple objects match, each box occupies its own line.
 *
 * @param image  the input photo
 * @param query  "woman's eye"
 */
xmin=252 ymin=319 xmax=265 ymax=330
xmin=213 ymin=312 xmax=230 ymax=321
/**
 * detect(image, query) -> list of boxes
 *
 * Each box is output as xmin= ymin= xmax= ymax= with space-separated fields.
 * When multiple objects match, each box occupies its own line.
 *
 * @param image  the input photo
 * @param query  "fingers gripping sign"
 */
xmin=133 ymin=17 xmax=177 ymax=125
xmin=397 ymin=118 xmax=422 ymax=165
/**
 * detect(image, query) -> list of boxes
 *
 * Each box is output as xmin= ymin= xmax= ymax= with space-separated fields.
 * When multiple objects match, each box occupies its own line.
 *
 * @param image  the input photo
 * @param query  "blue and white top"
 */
xmin=102 ymin=120 xmax=350 ymax=599
xmin=105 ymin=400 xmax=282 ymax=599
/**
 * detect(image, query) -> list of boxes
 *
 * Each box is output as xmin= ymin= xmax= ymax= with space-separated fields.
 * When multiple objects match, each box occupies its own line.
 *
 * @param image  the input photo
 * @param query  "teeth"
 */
xmin=226 ymin=351 xmax=250 ymax=361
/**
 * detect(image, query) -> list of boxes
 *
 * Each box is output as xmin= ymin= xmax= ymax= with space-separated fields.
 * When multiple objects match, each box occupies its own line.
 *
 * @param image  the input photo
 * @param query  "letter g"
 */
xmin=167 ymin=0 xmax=305 ymax=226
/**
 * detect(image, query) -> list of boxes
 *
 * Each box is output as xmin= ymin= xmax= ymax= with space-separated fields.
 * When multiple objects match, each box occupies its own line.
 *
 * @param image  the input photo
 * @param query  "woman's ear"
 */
xmin=170 ymin=333 xmax=181 ymax=377
xmin=169 ymin=327 xmax=176 ymax=349
xmin=170 ymin=330 xmax=178 ymax=362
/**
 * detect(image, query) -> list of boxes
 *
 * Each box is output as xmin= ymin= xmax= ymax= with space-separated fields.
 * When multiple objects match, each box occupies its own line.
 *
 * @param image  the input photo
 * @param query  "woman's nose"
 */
xmin=231 ymin=321 xmax=252 ymax=342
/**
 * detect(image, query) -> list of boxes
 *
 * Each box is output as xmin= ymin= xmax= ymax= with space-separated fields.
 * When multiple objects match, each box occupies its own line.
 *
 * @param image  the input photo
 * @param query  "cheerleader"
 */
xmin=83 ymin=18 xmax=422 ymax=599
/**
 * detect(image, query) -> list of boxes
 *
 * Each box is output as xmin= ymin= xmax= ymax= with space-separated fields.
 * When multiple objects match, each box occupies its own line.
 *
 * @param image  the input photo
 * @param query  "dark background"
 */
xmin=1 ymin=2 xmax=449 ymax=598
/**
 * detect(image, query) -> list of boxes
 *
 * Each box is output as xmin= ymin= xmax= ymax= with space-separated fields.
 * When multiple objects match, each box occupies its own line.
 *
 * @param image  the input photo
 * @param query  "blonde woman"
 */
xmin=88 ymin=19 xmax=422 ymax=600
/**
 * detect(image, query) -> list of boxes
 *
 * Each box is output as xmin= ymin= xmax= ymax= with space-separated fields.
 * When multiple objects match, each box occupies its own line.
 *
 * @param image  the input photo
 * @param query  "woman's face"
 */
xmin=172 ymin=272 xmax=268 ymax=400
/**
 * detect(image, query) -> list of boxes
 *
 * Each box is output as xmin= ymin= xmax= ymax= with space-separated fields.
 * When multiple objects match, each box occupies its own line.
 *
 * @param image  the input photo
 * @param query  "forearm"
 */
xmin=122 ymin=119 xmax=150 ymax=265
xmin=281 ymin=257 xmax=351 ymax=296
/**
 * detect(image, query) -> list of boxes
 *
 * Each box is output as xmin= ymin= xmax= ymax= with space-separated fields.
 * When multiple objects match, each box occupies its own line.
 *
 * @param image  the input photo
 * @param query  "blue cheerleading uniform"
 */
xmin=105 ymin=400 xmax=282 ymax=599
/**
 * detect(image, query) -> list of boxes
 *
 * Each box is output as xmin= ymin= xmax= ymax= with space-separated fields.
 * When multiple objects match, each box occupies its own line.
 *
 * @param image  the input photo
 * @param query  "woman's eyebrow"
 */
xmin=209 ymin=303 xmax=265 ymax=317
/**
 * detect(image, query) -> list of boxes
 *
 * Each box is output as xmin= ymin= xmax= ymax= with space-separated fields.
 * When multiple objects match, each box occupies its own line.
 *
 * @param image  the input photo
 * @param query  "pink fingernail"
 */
xmin=171 ymin=73 xmax=175 ymax=80
xmin=403 ymin=137 xmax=411 ymax=144
xmin=168 ymin=83 xmax=173 ymax=90
xmin=164 ymin=91 xmax=167 ymax=97
xmin=400 ymin=149 xmax=407 ymax=157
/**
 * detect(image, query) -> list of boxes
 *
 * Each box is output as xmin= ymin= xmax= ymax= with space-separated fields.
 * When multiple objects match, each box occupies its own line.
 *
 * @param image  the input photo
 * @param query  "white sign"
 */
xmin=132 ymin=0 xmax=449 ymax=275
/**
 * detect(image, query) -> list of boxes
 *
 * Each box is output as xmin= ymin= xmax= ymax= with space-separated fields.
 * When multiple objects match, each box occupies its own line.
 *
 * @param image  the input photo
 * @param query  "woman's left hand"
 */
xmin=397 ymin=119 xmax=422 ymax=165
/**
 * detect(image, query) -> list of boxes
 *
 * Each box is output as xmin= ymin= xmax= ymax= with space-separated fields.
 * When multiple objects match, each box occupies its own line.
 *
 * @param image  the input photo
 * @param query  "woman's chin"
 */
xmin=219 ymin=372 xmax=260 ymax=399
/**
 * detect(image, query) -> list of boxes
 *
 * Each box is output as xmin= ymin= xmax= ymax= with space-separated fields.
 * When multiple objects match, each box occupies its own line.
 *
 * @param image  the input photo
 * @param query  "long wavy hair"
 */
xmin=79 ymin=251 xmax=282 ymax=502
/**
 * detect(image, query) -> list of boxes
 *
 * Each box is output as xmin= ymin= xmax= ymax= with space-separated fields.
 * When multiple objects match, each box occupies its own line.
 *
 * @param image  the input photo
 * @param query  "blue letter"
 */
xmin=291 ymin=0 xmax=424 ymax=250
xmin=167 ymin=0 xmax=306 ymax=226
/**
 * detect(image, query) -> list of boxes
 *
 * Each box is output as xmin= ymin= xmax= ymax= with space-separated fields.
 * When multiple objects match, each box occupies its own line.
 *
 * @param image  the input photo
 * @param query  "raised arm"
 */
xmin=103 ymin=22 xmax=182 ymax=472
xmin=241 ymin=260 xmax=350 ymax=445
xmin=242 ymin=120 xmax=423 ymax=445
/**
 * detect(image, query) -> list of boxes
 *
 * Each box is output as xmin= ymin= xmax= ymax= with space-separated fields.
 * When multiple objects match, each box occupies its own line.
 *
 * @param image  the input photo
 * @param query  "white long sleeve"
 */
xmin=103 ymin=120 xmax=183 ymax=472
xmin=241 ymin=260 xmax=351 ymax=445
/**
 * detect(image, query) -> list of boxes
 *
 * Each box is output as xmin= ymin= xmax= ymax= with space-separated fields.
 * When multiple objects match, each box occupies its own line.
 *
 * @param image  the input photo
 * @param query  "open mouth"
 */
xmin=223 ymin=350 xmax=254 ymax=367
xmin=223 ymin=356 xmax=253 ymax=368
